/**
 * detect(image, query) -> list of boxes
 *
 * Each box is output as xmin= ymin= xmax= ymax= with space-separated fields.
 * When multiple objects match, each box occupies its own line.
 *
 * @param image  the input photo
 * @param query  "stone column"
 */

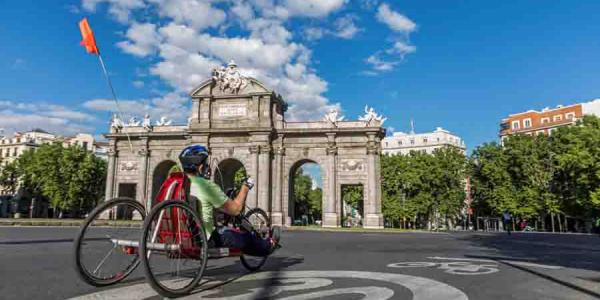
xmin=248 ymin=145 xmax=259 ymax=208
xmin=323 ymin=134 xmax=339 ymax=227
xmin=271 ymin=145 xmax=284 ymax=226
xmin=104 ymin=146 xmax=117 ymax=201
xmin=365 ymin=134 xmax=384 ymax=229
xmin=137 ymin=138 xmax=150 ymax=211
xmin=257 ymin=145 xmax=271 ymax=211
xmin=101 ymin=143 xmax=117 ymax=219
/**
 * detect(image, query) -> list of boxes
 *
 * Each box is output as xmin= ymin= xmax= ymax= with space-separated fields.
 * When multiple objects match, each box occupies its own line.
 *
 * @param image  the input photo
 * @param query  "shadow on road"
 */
xmin=454 ymin=232 xmax=600 ymax=298
xmin=454 ymin=232 xmax=600 ymax=272
xmin=185 ymin=254 xmax=305 ymax=299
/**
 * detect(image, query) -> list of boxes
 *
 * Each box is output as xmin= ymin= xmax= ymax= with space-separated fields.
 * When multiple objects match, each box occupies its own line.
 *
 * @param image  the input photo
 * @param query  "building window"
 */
xmin=410 ymin=139 xmax=415 ymax=145
xmin=566 ymin=112 xmax=575 ymax=120
xmin=553 ymin=115 xmax=562 ymax=122
xmin=511 ymin=120 xmax=520 ymax=130
xmin=13 ymin=148 xmax=17 ymax=156
xmin=398 ymin=140 xmax=402 ymax=145
xmin=423 ymin=138 xmax=428 ymax=143
xmin=541 ymin=117 xmax=550 ymax=124
xmin=548 ymin=128 xmax=557 ymax=135
xmin=385 ymin=142 xmax=388 ymax=147
xmin=523 ymin=118 xmax=532 ymax=128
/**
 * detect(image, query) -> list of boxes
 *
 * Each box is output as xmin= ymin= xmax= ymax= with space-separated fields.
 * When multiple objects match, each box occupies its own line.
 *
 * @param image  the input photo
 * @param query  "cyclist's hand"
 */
xmin=243 ymin=177 xmax=255 ymax=190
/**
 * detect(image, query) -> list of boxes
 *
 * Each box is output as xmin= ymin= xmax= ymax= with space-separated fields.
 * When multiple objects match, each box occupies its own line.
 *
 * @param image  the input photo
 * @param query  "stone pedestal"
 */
xmin=323 ymin=212 xmax=340 ymax=228
xmin=364 ymin=213 xmax=384 ymax=229
xmin=271 ymin=211 xmax=284 ymax=227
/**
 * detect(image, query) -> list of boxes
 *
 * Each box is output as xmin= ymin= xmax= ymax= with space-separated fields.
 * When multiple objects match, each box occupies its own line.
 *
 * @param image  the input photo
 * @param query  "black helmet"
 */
xmin=178 ymin=145 xmax=209 ymax=177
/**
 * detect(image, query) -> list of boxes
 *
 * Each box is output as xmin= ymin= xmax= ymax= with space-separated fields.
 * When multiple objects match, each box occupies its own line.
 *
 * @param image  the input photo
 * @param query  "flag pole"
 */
xmin=96 ymin=53 xmax=134 ymax=153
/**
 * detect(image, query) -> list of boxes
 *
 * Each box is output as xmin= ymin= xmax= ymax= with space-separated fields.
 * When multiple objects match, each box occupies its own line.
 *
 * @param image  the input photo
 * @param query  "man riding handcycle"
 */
xmin=73 ymin=144 xmax=281 ymax=298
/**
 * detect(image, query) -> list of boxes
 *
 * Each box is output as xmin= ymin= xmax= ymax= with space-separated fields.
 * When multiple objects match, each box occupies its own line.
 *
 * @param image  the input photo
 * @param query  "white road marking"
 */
xmin=500 ymin=260 xmax=562 ymax=270
xmin=280 ymin=286 xmax=395 ymax=300
xmin=428 ymin=256 xmax=495 ymax=263
xmin=388 ymin=261 xmax=499 ymax=275
xmin=428 ymin=257 xmax=562 ymax=270
xmin=69 ymin=270 xmax=469 ymax=300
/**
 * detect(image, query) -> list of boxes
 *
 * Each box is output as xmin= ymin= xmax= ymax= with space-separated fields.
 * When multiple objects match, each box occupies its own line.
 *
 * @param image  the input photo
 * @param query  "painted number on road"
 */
xmin=69 ymin=270 xmax=469 ymax=300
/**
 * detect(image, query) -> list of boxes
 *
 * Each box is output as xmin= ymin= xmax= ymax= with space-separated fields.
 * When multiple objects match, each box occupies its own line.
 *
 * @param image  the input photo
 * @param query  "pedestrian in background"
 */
xmin=503 ymin=210 xmax=512 ymax=235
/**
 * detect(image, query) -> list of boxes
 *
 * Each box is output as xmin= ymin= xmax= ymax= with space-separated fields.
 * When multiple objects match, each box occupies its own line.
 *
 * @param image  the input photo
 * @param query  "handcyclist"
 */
xmin=179 ymin=144 xmax=281 ymax=256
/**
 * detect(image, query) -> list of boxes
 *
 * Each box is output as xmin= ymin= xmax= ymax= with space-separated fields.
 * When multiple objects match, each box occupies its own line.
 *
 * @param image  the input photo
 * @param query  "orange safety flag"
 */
xmin=79 ymin=18 xmax=99 ymax=55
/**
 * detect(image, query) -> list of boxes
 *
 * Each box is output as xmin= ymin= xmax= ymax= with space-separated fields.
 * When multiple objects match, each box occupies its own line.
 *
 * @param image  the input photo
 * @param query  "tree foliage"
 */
xmin=381 ymin=147 xmax=467 ymax=228
xmin=292 ymin=167 xmax=322 ymax=222
xmin=470 ymin=115 xmax=600 ymax=229
xmin=0 ymin=143 xmax=107 ymax=215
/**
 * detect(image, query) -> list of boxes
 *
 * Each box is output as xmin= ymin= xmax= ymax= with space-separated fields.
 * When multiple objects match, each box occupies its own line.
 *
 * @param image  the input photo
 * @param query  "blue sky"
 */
xmin=1 ymin=1 xmax=600 ymax=154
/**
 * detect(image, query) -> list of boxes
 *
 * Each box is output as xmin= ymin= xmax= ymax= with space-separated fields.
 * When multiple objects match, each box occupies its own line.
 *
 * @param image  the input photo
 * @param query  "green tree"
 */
xmin=233 ymin=167 xmax=247 ymax=191
xmin=382 ymin=147 xmax=467 ymax=229
xmin=0 ymin=160 xmax=20 ymax=194
xmin=10 ymin=143 xmax=107 ymax=217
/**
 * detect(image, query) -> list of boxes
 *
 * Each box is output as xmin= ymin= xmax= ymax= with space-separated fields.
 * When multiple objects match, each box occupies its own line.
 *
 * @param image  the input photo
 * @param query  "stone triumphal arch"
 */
xmin=104 ymin=63 xmax=385 ymax=228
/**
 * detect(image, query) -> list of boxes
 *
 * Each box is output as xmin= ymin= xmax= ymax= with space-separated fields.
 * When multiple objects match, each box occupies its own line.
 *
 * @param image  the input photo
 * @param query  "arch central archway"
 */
xmin=288 ymin=159 xmax=323 ymax=226
xmin=213 ymin=158 xmax=246 ymax=195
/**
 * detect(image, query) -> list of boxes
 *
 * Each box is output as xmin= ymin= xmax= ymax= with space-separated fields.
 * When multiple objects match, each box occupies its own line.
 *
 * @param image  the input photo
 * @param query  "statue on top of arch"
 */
xmin=323 ymin=108 xmax=345 ymax=127
xmin=359 ymin=105 xmax=386 ymax=126
xmin=212 ymin=60 xmax=249 ymax=94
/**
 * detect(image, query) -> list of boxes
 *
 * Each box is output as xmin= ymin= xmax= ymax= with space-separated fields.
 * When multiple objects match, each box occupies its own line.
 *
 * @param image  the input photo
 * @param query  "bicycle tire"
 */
xmin=139 ymin=200 xmax=208 ymax=298
xmin=240 ymin=207 xmax=271 ymax=272
xmin=73 ymin=197 xmax=145 ymax=286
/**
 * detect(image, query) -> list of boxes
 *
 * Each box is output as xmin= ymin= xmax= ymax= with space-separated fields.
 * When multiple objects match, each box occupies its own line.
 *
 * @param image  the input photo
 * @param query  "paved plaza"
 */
xmin=1 ymin=227 xmax=600 ymax=299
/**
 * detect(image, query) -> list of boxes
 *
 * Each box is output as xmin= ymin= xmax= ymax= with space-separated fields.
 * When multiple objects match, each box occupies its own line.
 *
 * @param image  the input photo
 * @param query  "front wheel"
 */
xmin=139 ymin=200 xmax=208 ymax=298
xmin=73 ymin=197 xmax=145 ymax=286
xmin=240 ymin=208 xmax=271 ymax=272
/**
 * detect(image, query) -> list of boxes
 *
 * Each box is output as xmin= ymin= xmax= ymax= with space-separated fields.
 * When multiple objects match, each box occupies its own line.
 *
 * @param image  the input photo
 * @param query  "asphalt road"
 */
xmin=1 ymin=226 xmax=600 ymax=300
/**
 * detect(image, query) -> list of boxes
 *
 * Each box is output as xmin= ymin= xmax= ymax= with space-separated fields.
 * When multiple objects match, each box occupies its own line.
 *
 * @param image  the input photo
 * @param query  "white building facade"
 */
xmin=382 ymin=127 xmax=466 ymax=155
xmin=0 ymin=130 xmax=108 ymax=166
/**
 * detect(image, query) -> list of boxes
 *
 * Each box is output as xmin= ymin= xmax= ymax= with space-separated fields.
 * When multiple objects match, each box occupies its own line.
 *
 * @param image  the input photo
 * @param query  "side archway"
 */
xmin=288 ymin=159 xmax=324 ymax=226
xmin=213 ymin=158 xmax=247 ymax=196
xmin=151 ymin=160 xmax=178 ymax=205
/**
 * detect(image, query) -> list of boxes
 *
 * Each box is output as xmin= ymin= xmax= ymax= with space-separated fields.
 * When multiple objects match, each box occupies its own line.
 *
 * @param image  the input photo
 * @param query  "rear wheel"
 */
xmin=140 ymin=200 xmax=208 ymax=298
xmin=240 ymin=208 xmax=271 ymax=272
xmin=73 ymin=197 xmax=145 ymax=286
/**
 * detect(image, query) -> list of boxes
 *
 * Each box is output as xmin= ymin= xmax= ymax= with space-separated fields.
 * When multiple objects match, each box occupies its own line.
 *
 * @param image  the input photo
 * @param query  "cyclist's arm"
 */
xmin=221 ymin=185 xmax=249 ymax=216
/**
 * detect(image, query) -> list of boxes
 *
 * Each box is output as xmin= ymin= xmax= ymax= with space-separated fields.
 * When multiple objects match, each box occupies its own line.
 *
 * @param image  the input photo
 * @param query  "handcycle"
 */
xmin=73 ymin=171 xmax=273 ymax=298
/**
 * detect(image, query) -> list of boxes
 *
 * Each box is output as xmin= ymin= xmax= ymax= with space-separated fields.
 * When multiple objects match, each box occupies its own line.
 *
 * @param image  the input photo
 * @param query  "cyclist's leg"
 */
xmin=217 ymin=227 xmax=271 ymax=256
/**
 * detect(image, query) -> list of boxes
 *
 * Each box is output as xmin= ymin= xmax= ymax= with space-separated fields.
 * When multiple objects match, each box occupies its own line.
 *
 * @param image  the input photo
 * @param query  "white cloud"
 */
xmin=284 ymin=0 xmax=347 ymax=18
xmin=231 ymin=1 xmax=255 ymax=21
xmin=388 ymin=41 xmax=416 ymax=57
xmin=303 ymin=15 xmax=361 ymax=41
xmin=0 ymin=100 xmax=95 ymax=136
xmin=366 ymin=3 xmax=417 ymax=73
xmin=82 ymin=0 xmax=145 ymax=23
xmin=82 ymin=0 xmax=350 ymax=121
xmin=149 ymin=0 xmax=226 ymax=30
xmin=247 ymin=18 xmax=292 ymax=45
xmin=304 ymin=27 xmax=324 ymax=40
xmin=360 ymin=0 xmax=379 ymax=9
xmin=376 ymin=3 xmax=416 ymax=33
xmin=84 ymin=92 xmax=190 ymax=123
xmin=365 ymin=54 xmax=398 ymax=71
xmin=334 ymin=15 xmax=361 ymax=39
xmin=117 ymin=22 xmax=161 ymax=57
